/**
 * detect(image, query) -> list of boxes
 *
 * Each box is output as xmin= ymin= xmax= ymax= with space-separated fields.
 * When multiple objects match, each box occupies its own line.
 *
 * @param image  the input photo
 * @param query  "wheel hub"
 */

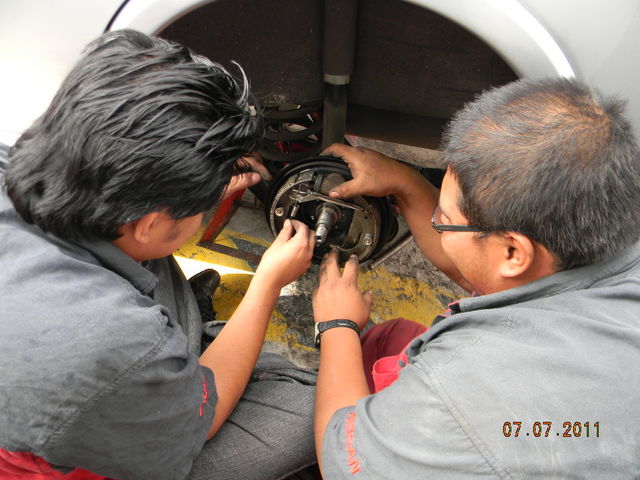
xmin=265 ymin=156 xmax=397 ymax=262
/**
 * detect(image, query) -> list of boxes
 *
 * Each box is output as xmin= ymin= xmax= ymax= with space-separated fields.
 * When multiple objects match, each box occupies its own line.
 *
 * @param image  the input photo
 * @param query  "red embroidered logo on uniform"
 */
xmin=345 ymin=411 xmax=361 ymax=474
xmin=199 ymin=375 xmax=209 ymax=417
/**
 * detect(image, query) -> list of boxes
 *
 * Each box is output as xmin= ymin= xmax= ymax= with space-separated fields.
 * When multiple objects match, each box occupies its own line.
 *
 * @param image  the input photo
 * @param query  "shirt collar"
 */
xmin=0 ymin=174 xmax=158 ymax=295
xmin=458 ymin=241 xmax=640 ymax=313
xmin=74 ymin=238 xmax=158 ymax=295
xmin=406 ymin=241 xmax=640 ymax=361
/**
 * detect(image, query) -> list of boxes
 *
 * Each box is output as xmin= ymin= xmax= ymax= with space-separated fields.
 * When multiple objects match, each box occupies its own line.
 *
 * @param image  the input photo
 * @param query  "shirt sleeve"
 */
xmin=321 ymin=363 xmax=498 ymax=480
xmin=43 ymin=323 xmax=216 ymax=480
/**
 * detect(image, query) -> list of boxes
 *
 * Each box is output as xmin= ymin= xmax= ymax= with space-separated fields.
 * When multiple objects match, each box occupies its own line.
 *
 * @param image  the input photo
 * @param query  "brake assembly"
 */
xmin=265 ymin=156 xmax=397 ymax=263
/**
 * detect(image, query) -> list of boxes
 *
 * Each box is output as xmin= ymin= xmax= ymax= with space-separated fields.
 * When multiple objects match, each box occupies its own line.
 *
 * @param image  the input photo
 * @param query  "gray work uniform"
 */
xmin=323 ymin=243 xmax=640 ymax=479
xmin=0 ymin=165 xmax=316 ymax=480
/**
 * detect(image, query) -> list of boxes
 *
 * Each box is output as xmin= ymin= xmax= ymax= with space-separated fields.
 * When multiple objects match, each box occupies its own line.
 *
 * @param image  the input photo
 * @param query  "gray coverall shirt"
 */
xmin=323 ymin=242 xmax=640 ymax=479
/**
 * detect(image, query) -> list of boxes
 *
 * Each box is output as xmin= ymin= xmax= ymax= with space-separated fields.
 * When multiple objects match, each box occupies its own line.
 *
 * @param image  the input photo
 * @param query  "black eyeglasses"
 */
xmin=431 ymin=206 xmax=489 ymax=234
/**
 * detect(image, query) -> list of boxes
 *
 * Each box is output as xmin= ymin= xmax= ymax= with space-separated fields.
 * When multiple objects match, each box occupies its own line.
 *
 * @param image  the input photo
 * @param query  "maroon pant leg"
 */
xmin=360 ymin=318 xmax=428 ymax=393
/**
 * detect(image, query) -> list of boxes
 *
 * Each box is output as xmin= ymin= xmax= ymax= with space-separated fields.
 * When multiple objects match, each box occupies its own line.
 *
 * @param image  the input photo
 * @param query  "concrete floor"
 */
xmin=174 ymin=137 xmax=466 ymax=368
xmin=174 ymin=191 xmax=466 ymax=369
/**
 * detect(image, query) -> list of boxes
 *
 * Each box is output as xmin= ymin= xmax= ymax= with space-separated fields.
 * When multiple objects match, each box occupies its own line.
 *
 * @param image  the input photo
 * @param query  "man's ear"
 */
xmin=131 ymin=211 xmax=163 ymax=245
xmin=498 ymin=232 xmax=535 ymax=279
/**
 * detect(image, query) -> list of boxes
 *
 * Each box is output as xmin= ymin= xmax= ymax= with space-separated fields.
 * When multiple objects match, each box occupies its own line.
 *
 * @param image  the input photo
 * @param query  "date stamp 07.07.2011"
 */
xmin=502 ymin=421 xmax=600 ymax=438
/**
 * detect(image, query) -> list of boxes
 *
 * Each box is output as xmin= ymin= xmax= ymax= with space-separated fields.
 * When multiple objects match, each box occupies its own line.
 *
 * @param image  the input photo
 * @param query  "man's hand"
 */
xmin=221 ymin=154 xmax=272 ymax=201
xmin=313 ymin=249 xmax=373 ymax=329
xmin=255 ymin=219 xmax=315 ymax=289
xmin=201 ymin=218 xmax=313 ymax=439
xmin=321 ymin=143 xmax=419 ymax=200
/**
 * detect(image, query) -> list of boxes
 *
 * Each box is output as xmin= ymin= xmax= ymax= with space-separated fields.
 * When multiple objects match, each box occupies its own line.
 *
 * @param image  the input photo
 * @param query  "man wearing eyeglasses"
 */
xmin=312 ymin=78 xmax=640 ymax=478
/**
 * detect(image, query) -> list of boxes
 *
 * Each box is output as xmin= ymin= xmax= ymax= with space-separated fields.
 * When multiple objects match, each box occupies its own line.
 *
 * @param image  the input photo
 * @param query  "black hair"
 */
xmin=3 ymin=29 xmax=263 ymax=242
xmin=443 ymin=77 xmax=640 ymax=270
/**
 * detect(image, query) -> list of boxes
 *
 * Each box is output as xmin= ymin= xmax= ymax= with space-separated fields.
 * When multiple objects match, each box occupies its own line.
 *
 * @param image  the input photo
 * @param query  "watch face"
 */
xmin=314 ymin=322 xmax=322 ymax=348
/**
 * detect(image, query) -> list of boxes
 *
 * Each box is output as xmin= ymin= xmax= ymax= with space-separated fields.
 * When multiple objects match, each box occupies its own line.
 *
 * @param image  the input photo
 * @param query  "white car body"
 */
xmin=1 ymin=0 xmax=639 ymax=145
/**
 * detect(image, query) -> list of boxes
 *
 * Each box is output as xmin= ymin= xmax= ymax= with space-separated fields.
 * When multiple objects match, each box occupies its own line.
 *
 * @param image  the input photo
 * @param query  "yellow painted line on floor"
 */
xmin=359 ymin=268 xmax=455 ymax=328
xmin=264 ymin=310 xmax=316 ymax=354
xmin=211 ymin=273 xmax=252 ymax=320
xmin=211 ymin=273 xmax=315 ymax=353
xmin=174 ymin=225 xmax=460 ymax=357
xmin=174 ymin=226 xmax=254 ymax=273
xmin=223 ymin=229 xmax=273 ymax=249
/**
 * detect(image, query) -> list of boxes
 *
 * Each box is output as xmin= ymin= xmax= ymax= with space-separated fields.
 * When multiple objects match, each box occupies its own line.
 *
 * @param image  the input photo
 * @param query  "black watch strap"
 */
xmin=314 ymin=319 xmax=360 ymax=348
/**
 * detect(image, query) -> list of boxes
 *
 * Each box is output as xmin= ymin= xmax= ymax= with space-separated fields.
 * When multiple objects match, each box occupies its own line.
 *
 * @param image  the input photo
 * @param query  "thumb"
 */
xmin=329 ymin=179 xmax=358 ymax=199
xmin=363 ymin=290 xmax=374 ymax=308
xmin=222 ymin=172 xmax=260 ymax=200
xmin=273 ymin=219 xmax=293 ymax=244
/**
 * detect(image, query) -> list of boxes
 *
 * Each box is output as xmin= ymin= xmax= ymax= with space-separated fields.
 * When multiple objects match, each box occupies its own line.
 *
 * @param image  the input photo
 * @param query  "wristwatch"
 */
xmin=314 ymin=319 xmax=360 ymax=348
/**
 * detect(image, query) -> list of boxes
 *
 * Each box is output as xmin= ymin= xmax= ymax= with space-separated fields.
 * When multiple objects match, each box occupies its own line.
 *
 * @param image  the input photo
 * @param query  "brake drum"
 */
xmin=265 ymin=156 xmax=396 ymax=262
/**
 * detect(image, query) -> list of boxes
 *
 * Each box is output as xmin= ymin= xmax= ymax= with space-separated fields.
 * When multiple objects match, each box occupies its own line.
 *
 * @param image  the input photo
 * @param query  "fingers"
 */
xmin=222 ymin=172 xmax=261 ymax=200
xmin=363 ymin=290 xmax=374 ymax=308
xmin=320 ymin=250 xmax=362 ymax=279
xmin=290 ymin=219 xmax=308 ymax=237
xmin=319 ymin=248 xmax=340 ymax=280
xmin=290 ymin=220 xmax=315 ymax=254
xmin=321 ymin=142 xmax=354 ymax=159
xmin=240 ymin=154 xmax=272 ymax=181
xmin=273 ymin=218 xmax=294 ymax=245
xmin=342 ymin=254 xmax=360 ymax=284
xmin=308 ymin=228 xmax=317 ymax=250
xmin=321 ymin=144 xmax=369 ymax=199
xmin=329 ymin=178 xmax=357 ymax=199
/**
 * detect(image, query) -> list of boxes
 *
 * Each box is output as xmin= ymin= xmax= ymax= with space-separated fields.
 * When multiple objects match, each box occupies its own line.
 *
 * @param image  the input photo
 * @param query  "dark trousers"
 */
xmin=147 ymin=257 xmax=317 ymax=480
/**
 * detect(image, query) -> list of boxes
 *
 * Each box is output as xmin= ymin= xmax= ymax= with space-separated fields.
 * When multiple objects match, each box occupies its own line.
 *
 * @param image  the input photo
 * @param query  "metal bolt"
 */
xmin=275 ymin=207 xmax=284 ymax=217
xmin=363 ymin=234 xmax=373 ymax=246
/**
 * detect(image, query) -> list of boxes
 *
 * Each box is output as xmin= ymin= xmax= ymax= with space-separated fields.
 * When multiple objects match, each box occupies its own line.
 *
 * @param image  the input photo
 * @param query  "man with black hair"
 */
xmin=313 ymin=78 xmax=640 ymax=478
xmin=0 ymin=30 xmax=317 ymax=480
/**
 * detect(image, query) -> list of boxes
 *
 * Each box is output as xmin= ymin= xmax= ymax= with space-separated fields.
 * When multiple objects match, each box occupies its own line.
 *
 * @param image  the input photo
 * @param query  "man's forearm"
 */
xmin=199 ymin=272 xmax=281 ymax=439
xmin=314 ymin=328 xmax=370 ymax=471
